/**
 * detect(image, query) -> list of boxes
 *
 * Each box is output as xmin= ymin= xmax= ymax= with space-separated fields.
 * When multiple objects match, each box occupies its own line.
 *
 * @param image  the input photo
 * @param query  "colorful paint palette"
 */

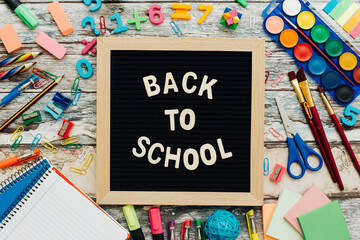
xmin=262 ymin=0 xmax=360 ymax=105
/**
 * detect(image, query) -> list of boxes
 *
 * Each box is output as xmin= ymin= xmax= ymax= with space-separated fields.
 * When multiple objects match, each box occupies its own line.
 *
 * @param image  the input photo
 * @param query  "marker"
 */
xmin=122 ymin=205 xmax=145 ymax=240
xmin=4 ymin=0 xmax=39 ymax=29
xmin=246 ymin=210 xmax=259 ymax=240
xmin=149 ymin=207 xmax=164 ymax=240
xmin=0 ymin=148 xmax=40 ymax=169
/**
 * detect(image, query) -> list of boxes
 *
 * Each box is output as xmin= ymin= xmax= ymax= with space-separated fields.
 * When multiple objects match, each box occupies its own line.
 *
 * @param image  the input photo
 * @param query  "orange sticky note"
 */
xmin=48 ymin=1 xmax=74 ymax=36
xmin=0 ymin=24 xmax=23 ymax=54
xmin=171 ymin=4 xmax=192 ymax=20
xmin=198 ymin=5 xmax=213 ymax=24
xmin=262 ymin=203 xmax=278 ymax=240
xmin=343 ymin=9 xmax=360 ymax=32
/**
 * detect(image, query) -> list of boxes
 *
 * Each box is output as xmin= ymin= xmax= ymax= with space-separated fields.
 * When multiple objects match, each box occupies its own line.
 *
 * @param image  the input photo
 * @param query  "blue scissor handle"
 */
xmin=287 ymin=136 xmax=307 ymax=179
xmin=294 ymin=133 xmax=323 ymax=171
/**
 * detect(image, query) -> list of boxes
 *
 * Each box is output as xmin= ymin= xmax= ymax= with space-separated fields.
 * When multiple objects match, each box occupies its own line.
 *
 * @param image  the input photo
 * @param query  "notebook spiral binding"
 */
xmin=0 ymin=156 xmax=52 ymax=230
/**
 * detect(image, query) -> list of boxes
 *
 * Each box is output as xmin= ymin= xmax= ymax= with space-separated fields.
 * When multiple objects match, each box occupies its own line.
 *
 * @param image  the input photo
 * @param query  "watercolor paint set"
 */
xmin=262 ymin=0 xmax=360 ymax=105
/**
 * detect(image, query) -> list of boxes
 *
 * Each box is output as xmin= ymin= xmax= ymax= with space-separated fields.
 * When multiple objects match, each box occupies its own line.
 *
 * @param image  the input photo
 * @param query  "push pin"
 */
xmin=270 ymin=163 xmax=286 ymax=183
xmin=58 ymin=120 xmax=74 ymax=138
xmin=181 ymin=219 xmax=191 ymax=240
xmin=166 ymin=220 xmax=176 ymax=240
xmin=82 ymin=38 xmax=97 ymax=55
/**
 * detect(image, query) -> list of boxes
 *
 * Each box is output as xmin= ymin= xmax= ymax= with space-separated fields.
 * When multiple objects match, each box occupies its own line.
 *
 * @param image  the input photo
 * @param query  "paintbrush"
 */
xmin=288 ymin=71 xmax=336 ymax=182
xmin=297 ymin=67 xmax=344 ymax=190
xmin=280 ymin=13 xmax=355 ymax=86
xmin=318 ymin=85 xmax=360 ymax=175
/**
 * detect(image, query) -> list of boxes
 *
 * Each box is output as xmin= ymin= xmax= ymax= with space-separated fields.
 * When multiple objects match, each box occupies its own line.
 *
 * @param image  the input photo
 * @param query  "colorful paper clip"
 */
xmin=43 ymin=70 xmax=57 ymax=80
xmin=265 ymin=49 xmax=273 ymax=57
xmin=64 ymin=149 xmax=83 ymax=155
xmin=11 ymin=135 xmax=23 ymax=151
xmin=71 ymin=77 xmax=80 ymax=95
xmin=22 ymin=111 xmax=42 ymax=125
xmin=72 ymin=88 xmax=82 ymax=106
xmin=30 ymin=133 xmax=42 ymax=150
xmin=249 ymin=11 xmax=255 ymax=29
xmin=61 ymin=137 xmax=79 ymax=145
xmin=58 ymin=120 xmax=74 ymax=139
xmin=83 ymin=153 xmax=94 ymax=171
xmin=44 ymin=101 xmax=64 ymax=119
xmin=269 ymin=127 xmax=284 ymax=141
xmin=100 ymin=15 xmax=106 ymax=34
xmin=264 ymin=157 xmax=269 ymax=176
xmin=69 ymin=166 xmax=87 ymax=175
xmin=79 ymin=146 xmax=91 ymax=162
xmin=32 ymin=67 xmax=48 ymax=79
xmin=166 ymin=221 xmax=176 ymax=240
xmin=41 ymin=140 xmax=58 ymax=153
xmin=170 ymin=21 xmax=182 ymax=37
xmin=265 ymin=71 xmax=270 ymax=84
xmin=10 ymin=126 xmax=24 ymax=141
xmin=53 ymin=92 xmax=72 ymax=109
xmin=271 ymin=73 xmax=285 ymax=87
xmin=64 ymin=143 xmax=82 ymax=149
xmin=33 ymin=78 xmax=51 ymax=89
xmin=341 ymin=150 xmax=350 ymax=169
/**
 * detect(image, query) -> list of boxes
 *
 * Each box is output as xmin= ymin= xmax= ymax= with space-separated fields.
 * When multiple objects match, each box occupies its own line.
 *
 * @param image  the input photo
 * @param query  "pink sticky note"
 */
xmin=350 ymin=21 xmax=360 ymax=39
xmin=262 ymin=204 xmax=278 ymax=240
xmin=284 ymin=185 xmax=330 ymax=235
xmin=35 ymin=32 xmax=67 ymax=59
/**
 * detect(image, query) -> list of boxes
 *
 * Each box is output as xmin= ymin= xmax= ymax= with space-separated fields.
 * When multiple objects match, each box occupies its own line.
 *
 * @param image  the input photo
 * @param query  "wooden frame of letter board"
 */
xmin=96 ymin=37 xmax=265 ymax=206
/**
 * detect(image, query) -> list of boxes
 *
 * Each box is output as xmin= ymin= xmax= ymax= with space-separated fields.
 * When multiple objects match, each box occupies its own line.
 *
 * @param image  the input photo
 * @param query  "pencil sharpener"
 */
xmin=44 ymin=101 xmax=64 ymax=119
xmin=22 ymin=110 xmax=42 ymax=125
xmin=270 ymin=163 xmax=286 ymax=183
xmin=57 ymin=119 xmax=74 ymax=138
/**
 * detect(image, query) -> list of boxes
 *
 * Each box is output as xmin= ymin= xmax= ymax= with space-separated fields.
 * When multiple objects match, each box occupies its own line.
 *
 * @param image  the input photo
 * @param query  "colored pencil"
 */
xmin=318 ymin=85 xmax=360 ymax=175
xmin=0 ymin=52 xmax=43 ymax=67
xmin=288 ymin=71 xmax=336 ymax=182
xmin=0 ymin=62 xmax=36 ymax=80
xmin=0 ymin=75 xmax=63 ymax=132
xmin=297 ymin=67 xmax=344 ymax=190
xmin=280 ymin=13 xmax=355 ymax=86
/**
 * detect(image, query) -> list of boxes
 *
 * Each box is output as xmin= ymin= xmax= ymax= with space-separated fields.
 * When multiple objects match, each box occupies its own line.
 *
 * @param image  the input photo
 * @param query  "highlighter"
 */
xmin=5 ymin=0 xmax=39 ymax=29
xmin=122 ymin=205 xmax=145 ymax=240
xmin=149 ymin=207 xmax=164 ymax=240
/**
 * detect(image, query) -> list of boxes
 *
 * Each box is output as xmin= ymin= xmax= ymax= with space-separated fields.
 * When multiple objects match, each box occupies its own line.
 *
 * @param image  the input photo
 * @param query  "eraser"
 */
xmin=0 ymin=24 xmax=23 ymax=54
xmin=35 ymin=32 xmax=67 ymax=59
xmin=48 ymin=1 xmax=74 ymax=36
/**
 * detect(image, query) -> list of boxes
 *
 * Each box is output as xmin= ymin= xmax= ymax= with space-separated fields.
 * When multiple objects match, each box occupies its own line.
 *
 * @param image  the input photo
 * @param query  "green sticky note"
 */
xmin=298 ymin=201 xmax=350 ymax=240
xmin=330 ymin=0 xmax=353 ymax=20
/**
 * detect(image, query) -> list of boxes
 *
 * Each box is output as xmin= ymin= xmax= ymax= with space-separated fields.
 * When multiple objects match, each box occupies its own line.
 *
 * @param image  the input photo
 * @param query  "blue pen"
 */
xmin=0 ymin=74 xmax=39 ymax=107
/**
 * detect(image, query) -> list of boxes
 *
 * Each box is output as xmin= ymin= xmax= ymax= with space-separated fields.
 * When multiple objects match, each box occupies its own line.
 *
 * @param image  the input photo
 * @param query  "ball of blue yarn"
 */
xmin=205 ymin=210 xmax=241 ymax=240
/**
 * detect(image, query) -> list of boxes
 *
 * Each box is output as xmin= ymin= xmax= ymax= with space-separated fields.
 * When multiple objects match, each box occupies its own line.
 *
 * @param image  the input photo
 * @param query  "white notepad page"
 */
xmin=0 ymin=168 xmax=129 ymax=240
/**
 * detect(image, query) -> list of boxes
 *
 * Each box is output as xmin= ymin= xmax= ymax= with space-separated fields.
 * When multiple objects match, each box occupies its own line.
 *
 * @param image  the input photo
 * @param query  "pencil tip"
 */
xmin=39 ymin=52 xmax=44 ymax=55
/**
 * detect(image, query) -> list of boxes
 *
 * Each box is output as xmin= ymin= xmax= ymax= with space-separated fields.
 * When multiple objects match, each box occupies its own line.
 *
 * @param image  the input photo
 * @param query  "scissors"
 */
xmin=275 ymin=97 xmax=323 ymax=179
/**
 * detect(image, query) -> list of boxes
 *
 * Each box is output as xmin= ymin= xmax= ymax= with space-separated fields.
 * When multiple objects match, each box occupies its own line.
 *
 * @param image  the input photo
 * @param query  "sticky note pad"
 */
xmin=343 ymin=9 xmax=360 ymax=32
xmin=298 ymin=201 xmax=350 ymax=240
xmin=284 ymin=185 xmax=331 ymax=235
xmin=35 ymin=32 xmax=67 ymax=59
xmin=324 ymin=0 xmax=341 ymax=14
xmin=48 ymin=1 xmax=74 ymax=36
xmin=262 ymin=204 xmax=278 ymax=240
xmin=330 ymin=0 xmax=353 ymax=20
xmin=350 ymin=21 xmax=360 ymax=38
xmin=0 ymin=24 xmax=23 ymax=54
xmin=337 ymin=3 xmax=359 ymax=26
xmin=266 ymin=189 xmax=303 ymax=240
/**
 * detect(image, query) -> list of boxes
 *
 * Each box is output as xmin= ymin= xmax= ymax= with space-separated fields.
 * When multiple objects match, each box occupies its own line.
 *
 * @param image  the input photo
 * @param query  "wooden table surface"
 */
xmin=1 ymin=0 xmax=360 ymax=239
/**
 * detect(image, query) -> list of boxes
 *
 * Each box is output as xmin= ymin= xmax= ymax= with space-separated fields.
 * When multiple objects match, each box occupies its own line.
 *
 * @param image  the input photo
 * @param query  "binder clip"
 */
xmin=22 ymin=110 xmax=42 ymax=125
xmin=181 ymin=219 xmax=191 ymax=240
xmin=270 ymin=163 xmax=286 ymax=183
xmin=166 ymin=220 xmax=175 ymax=240
xmin=44 ymin=101 xmax=63 ymax=119
xmin=196 ymin=220 xmax=205 ymax=240
xmin=57 ymin=120 xmax=74 ymax=138
xmin=52 ymin=92 xmax=72 ymax=109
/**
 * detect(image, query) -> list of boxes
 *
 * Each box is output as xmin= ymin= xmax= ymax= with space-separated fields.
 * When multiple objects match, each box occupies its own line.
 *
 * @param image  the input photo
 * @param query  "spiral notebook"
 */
xmin=0 ymin=157 xmax=129 ymax=240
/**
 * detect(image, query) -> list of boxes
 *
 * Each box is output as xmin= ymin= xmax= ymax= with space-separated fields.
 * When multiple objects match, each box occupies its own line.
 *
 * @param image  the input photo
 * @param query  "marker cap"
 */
xmin=149 ymin=207 xmax=163 ymax=235
xmin=123 ymin=205 xmax=141 ymax=231
xmin=14 ymin=4 xmax=39 ymax=29
xmin=236 ymin=0 xmax=248 ymax=8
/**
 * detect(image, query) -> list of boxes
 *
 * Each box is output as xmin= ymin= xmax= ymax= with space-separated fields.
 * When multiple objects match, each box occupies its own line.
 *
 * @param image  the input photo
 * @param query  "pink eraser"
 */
xmin=0 ymin=24 xmax=23 ymax=54
xmin=149 ymin=207 xmax=163 ymax=234
xmin=48 ymin=1 xmax=74 ymax=36
xmin=350 ymin=22 xmax=360 ymax=39
xmin=35 ymin=32 xmax=67 ymax=59
xmin=269 ymin=163 xmax=286 ymax=183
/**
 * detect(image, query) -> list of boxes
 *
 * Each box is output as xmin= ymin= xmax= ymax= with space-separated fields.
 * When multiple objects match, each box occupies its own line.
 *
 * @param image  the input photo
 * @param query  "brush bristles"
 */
xmin=317 ymin=84 xmax=324 ymax=93
xmin=288 ymin=71 xmax=296 ymax=81
xmin=296 ymin=67 xmax=307 ymax=83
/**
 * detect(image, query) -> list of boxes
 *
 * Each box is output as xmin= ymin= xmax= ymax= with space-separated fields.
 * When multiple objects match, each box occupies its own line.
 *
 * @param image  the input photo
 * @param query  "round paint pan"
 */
xmin=353 ymin=66 xmax=360 ymax=84
xmin=321 ymin=71 xmax=340 ymax=90
xmin=339 ymin=52 xmax=357 ymax=71
xmin=294 ymin=43 xmax=313 ymax=62
xmin=308 ymin=57 xmax=326 ymax=75
xmin=282 ymin=0 xmax=301 ymax=16
xmin=265 ymin=16 xmax=284 ymax=34
xmin=280 ymin=29 xmax=298 ymax=48
xmin=297 ymin=11 xmax=316 ymax=30
xmin=325 ymin=39 xmax=343 ymax=57
xmin=311 ymin=25 xmax=330 ymax=44
xmin=335 ymin=85 xmax=354 ymax=103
